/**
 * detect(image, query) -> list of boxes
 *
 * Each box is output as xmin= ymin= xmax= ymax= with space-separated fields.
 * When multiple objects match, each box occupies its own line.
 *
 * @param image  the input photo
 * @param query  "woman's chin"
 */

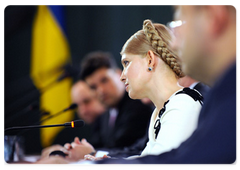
xmin=128 ymin=90 xmax=140 ymax=100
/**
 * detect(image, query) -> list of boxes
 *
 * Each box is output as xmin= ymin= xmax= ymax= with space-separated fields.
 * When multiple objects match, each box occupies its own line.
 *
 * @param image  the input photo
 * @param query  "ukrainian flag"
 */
xmin=31 ymin=5 xmax=74 ymax=147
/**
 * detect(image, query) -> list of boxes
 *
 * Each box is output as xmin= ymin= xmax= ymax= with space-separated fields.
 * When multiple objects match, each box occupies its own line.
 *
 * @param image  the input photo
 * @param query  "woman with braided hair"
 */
xmin=83 ymin=20 xmax=203 ymax=161
xmin=118 ymin=19 xmax=203 ymax=158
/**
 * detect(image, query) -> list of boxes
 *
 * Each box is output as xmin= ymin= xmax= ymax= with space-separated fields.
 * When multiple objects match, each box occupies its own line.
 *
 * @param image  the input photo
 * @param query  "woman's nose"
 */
xmin=120 ymin=71 xmax=126 ymax=83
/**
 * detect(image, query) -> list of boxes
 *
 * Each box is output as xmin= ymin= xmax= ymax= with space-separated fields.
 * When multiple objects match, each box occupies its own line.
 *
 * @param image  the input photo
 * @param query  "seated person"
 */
xmin=41 ymin=80 xmax=106 ymax=159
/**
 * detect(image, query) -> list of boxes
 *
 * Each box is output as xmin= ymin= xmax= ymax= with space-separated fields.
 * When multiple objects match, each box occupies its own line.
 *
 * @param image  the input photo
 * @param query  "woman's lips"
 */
xmin=125 ymin=84 xmax=129 ymax=91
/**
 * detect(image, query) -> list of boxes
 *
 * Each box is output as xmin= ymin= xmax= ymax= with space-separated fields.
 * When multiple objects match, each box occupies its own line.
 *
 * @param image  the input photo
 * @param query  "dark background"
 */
xmin=4 ymin=5 xmax=173 ymax=154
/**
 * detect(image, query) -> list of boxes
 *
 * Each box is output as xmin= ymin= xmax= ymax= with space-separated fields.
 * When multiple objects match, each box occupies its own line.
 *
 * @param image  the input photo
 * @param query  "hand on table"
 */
xmin=84 ymin=154 xmax=110 ymax=161
xmin=64 ymin=137 xmax=95 ymax=162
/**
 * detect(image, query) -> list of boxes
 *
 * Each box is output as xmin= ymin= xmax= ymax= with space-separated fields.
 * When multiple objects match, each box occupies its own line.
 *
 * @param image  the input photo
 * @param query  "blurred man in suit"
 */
xmin=41 ymin=80 xmax=106 ymax=159
xmin=70 ymin=80 xmax=106 ymax=124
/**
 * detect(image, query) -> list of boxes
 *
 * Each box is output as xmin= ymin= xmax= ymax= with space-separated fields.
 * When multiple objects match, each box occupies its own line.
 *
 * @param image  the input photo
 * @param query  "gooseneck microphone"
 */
xmin=38 ymin=103 xmax=78 ymax=124
xmin=63 ymin=103 xmax=78 ymax=111
xmin=5 ymin=120 xmax=85 ymax=133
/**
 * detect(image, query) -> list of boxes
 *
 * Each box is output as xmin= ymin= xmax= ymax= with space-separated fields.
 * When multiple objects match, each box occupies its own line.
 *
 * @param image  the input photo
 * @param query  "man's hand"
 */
xmin=64 ymin=137 xmax=95 ymax=162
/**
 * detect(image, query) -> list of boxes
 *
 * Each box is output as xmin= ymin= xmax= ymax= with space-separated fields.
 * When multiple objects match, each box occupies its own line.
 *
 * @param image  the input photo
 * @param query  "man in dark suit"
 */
xmin=50 ymin=81 xmax=106 ymax=146
xmin=99 ymin=5 xmax=236 ymax=164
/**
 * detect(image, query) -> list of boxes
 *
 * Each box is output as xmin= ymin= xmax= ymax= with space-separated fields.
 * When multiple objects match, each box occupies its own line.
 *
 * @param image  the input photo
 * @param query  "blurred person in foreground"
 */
xmin=99 ymin=5 xmax=236 ymax=164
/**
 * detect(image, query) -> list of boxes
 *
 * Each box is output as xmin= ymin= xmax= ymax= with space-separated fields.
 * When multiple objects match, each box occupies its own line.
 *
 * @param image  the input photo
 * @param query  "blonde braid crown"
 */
xmin=143 ymin=19 xmax=184 ymax=78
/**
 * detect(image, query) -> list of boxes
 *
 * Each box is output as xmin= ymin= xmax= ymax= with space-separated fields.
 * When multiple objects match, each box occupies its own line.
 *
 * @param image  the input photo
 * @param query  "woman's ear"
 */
xmin=146 ymin=50 xmax=157 ymax=71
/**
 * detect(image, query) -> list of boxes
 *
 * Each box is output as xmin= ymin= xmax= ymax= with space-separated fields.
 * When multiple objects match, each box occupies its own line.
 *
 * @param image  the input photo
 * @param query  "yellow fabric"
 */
xmin=31 ymin=6 xmax=74 ymax=147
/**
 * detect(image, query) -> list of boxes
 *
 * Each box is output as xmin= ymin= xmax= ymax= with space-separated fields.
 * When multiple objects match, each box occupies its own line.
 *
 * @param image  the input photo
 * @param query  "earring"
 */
xmin=148 ymin=67 xmax=152 ymax=71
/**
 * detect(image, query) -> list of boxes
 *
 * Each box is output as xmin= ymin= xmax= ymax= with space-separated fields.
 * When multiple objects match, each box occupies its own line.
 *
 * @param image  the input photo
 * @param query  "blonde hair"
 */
xmin=121 ymin=19 xmax=184 ymax=78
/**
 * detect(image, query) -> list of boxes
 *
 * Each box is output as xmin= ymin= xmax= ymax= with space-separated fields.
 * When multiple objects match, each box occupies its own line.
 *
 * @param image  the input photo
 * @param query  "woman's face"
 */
xmin=120 ymin=53 xmax=149 ymax=99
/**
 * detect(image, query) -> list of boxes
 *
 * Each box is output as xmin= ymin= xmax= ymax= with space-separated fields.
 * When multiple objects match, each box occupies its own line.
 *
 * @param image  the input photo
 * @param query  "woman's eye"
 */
xmin=124 ymin=61 xmax=129 ymax=66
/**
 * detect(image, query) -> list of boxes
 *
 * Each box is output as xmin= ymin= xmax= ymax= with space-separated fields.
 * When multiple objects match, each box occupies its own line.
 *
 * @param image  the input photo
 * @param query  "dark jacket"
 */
xmin=91 ymin=92 xmax=153 ymax=149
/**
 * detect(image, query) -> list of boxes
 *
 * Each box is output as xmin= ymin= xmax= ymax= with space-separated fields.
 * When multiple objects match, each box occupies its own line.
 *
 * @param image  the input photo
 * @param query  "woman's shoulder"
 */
xmin=171 ymin=88 xmax=203 ymax=104
xmin=160 ymin=91 xmax=202 ymax=121
xmin=167 ymin=90 xmax=202 ymax=110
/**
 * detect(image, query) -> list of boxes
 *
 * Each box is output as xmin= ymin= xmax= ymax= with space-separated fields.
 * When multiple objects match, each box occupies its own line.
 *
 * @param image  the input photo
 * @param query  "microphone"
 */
xmin=5 ymin=120 xmax=85 ymax=133
xmin=63 ymin=103 xmax=78 ymax=112
xmin=39 ymin=103 xmax=78 ymax=124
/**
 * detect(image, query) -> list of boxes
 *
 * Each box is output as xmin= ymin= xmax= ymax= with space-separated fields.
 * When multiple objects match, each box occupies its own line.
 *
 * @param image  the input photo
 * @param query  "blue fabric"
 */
xmin=99 ymin=62 xmax=236 ymax=164
xmin=48 ymin=5 xmax=67 ymax=36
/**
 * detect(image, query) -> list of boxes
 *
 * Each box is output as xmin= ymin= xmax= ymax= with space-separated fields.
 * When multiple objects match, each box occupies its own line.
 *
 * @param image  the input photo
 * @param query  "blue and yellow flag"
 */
xmin=31 ymin=5 xmax=74 ymax=147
